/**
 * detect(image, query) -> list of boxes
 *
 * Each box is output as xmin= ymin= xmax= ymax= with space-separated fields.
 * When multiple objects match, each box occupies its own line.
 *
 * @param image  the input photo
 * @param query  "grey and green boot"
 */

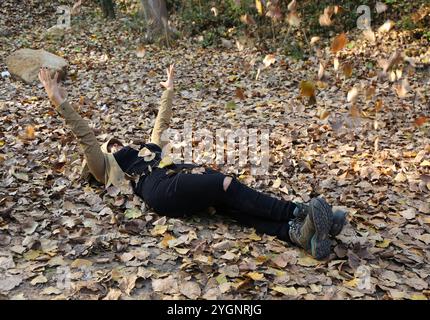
xmin=288 ymin=197 xmax=333 ymax=260
xmin=292 ymin=201 xmax=347 ymax=237
xmin=330 ymin=210 xmax=348 ymax=237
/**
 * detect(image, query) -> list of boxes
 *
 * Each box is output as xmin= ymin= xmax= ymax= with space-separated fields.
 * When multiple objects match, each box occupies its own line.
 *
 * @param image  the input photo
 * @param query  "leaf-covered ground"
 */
xmin=1 ymin=1 xmax=429 ymax=300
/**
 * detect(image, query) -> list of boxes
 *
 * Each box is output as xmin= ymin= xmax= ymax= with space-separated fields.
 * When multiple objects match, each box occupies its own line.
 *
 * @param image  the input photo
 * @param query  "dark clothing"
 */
xmin=135 ymin=163 xmax=296 ymax=241
xmin=114 ymin=144 xmax=296 ymax=241
xmin=113 ymin=143 xmax=163 ymax=177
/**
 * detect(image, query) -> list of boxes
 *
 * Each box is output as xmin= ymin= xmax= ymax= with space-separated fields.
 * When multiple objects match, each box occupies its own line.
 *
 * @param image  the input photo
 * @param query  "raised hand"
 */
xmin=160 ymin=64 xmax=175 ymax=90
xmin=38 ymin=68 xmax=67 ymax=107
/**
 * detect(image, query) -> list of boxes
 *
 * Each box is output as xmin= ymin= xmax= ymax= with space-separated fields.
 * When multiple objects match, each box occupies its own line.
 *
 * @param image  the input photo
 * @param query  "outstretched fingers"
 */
xmin=39 ymin=68 xmax=49 ymax=84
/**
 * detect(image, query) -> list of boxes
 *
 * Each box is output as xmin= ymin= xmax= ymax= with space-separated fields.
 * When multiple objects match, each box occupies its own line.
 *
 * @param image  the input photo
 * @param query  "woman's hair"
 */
xmin=106 ymin=138 xmax=124 ymax=152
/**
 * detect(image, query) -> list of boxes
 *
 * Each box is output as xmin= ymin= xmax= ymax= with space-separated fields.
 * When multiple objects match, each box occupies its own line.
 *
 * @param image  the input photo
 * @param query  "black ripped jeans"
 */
xmin=136 ymin=164 xmax=296 ymax=242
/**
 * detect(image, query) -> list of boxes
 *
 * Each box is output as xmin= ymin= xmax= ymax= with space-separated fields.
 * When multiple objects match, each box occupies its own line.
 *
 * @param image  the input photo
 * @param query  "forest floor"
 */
xmin=0 ymin=1 xmax=429 ymax=300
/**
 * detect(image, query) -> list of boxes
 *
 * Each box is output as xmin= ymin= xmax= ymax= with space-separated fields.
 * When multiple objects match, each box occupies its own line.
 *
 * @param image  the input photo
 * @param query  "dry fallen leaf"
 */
xmin=180 ymin=281 xmax=201 ymax=299
xmin=272 ymin=285 xmax=298 ymax=296
xmin=247 ymin=272 xmax=265 ymax=281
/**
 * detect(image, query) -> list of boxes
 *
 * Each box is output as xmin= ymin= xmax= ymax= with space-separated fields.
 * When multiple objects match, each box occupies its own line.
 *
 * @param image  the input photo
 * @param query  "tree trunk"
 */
xmin=140 ymin=0 xmax=170 ymax=44
xmin=100 ymin=0 xmax=115 ymax=19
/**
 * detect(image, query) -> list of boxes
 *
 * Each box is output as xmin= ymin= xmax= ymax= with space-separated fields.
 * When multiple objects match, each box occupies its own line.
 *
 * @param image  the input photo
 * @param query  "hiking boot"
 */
xmin=330 ymin=210 xmax=348 ymax=237
xmin=288 ymin=197 xmax=333 ymax=260
xmin=292 ymin=202 xmax=348 ymax=237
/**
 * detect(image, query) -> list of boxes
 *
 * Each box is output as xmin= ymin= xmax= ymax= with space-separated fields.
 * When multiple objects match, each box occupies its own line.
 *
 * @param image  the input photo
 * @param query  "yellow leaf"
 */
xmin=174 ymin=247 xmax=190 ymax=255
xmin=71 ymin=258 xmax=93 ymax=268
xmin=410 ymin=294 xmax=428 ymax=300
xmin=420 ymin=160 xmax=430 ymax=167
xmin=151 ymin=224 xmax=168 ymax=236
xmin=394 ymin=172 xmax=407 ymax=183
xmin=24 ymin=250 xmax=41 ymax=261
xmin=272 ymin=178 xmax=281 ymax=189
xmin=248 ymin=233 xmax=262 ymax=241
xmin=158 ymin=156 xmax=173 ymax=168
xmin=255 ymin=0 xmax=264 ymax=15
xmin=344 ymin=278 xmax=359 ymax=288
xmin=331 ymin=32 xmax=348 ymax=53
xmin=161 ymin=233 xmax=176 ymax=248
xmin=272 ymin=285 xmax=298 ymax=296
xmin=124 ymin=208 xmax=142 ymax=219
xmin=216 ymin=273 xmax=228 ymax=285
xmin=376 ymin=239 xmax=391 ymax=248
xmin=31 ymin=275 xmax=48 ymax=286
xmin=297 ymin=255 xmax=320 ymax=267
xmin=247 ymin=272 xmax=265 ymax=281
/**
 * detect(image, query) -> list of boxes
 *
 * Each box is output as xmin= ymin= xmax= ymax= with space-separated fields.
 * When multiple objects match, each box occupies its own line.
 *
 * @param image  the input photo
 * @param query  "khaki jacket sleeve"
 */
xmin=150 ymin=89 xmax=173 ymax=148
xmin=57 ymin=100 xmax=107 ymax=184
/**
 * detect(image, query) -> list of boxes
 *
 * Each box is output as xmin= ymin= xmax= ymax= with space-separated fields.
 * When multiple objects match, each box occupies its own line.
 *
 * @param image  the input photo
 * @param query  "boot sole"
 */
xmin=309 ymin=198 xmax=333 ymax=260
xmin=330 ymin=210 xmax=348 ymax=237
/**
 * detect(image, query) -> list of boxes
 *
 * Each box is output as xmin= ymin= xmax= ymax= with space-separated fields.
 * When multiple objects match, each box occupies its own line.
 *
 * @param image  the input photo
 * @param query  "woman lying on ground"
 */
xmin=38 ymin=65 xmax=347 ymax=260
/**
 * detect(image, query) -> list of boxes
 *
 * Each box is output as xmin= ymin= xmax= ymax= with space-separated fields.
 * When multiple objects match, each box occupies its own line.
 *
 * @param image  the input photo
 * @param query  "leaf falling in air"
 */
xmin=210 ymin=7 xmax=218 ymax=17
xmin=25 ymin=125 xmax=35 ymax=140
xmin=375 ymin=99 xmax=383 ymax=112
xmin=333 ymin=58 xmax=339 ymax=71
xmin=135 ymin=45 xmax=146 ymax=58
xmin=263 ymin=54 xmax=276 ymax=68
xmin=287 ymin=11 xmax=301 ymax=27
xmin=240 ymin=14 xmax=256 ymax=25
xmin=317 ymin=62 xmax=325 ymax=80
xmin=378 ymin=20 xmax=395 ymax=33
xmin=319 ymin=13 xmax=332 ymax=27
xmin=375 ymin=2 xmax=388 ymax=14
xmin=310 ymin=36 xmax=320 ymax=45
xmin=342 ymin=62 xmax=353 ymax=78
xmin=299 ymin=81 xmax=316 ymax=98
xmin=394 ymin=79 xmax=410 ymax=98
xmin=347 ymin=87 xmax=359 ymax=103
xmin=331 ymin=32 xmax=348 ymax=54
xmin=266 ymin=5 xmax=282 ymax=22
xmin=366 ymin=86 xmax=376 ymax=100
xmin=287 ymin=0 xmax=297 ymax=12
xmin=350 ymin=104 xmax=361 ymax=118
xmin=255 ymin=0 xmax=264 ymax=16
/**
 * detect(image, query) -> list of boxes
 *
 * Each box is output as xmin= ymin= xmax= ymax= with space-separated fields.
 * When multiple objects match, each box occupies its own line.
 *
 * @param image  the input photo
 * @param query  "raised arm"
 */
xmin=150 ymin=64 xmax=175 ymax=148
xmin=38 ymin=68 xmax=107 ymax=184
